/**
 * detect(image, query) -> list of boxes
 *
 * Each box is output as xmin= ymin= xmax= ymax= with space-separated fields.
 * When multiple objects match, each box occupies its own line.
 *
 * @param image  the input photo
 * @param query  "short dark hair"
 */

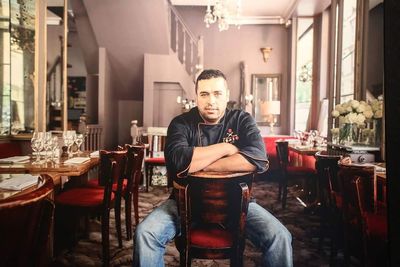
xmin=195 ymin=69 xmax=227 ymax=92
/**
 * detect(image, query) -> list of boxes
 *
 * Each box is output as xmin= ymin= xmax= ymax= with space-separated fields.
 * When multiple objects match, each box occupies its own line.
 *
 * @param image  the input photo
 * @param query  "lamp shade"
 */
xmin=260 ymin=100 xmax=280 ymax=116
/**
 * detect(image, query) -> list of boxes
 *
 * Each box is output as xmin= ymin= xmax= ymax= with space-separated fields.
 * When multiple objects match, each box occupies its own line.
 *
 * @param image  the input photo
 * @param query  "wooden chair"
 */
xmin=174 ymin=172 xmax=253 ymax=267
xmin=124 ymin=144 xmax=145 ymax=239
xmin=314 ymin=151 xmax=343 ymax=262
xmin=55 ymin=150 xmax=127 ymax=266
xmin=0 ymin=175 xmax=54 ymax=267
xmin=86 ymin=145 xmax=145 ymax=240
xmin=275 ymin=140 xmax=316 ymax=209
xmin=144 ymin=134 xmax=167 ymax=191
xmin=338 ymin=163 xmax=387 ymax=267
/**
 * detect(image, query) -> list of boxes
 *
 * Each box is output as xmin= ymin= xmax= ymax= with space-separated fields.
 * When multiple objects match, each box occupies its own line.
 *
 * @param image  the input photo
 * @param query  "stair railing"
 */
xmin=168 ymin=3 xmax=204 ymax=82
xmin=83 ymin=124 xmax=103 ymax=151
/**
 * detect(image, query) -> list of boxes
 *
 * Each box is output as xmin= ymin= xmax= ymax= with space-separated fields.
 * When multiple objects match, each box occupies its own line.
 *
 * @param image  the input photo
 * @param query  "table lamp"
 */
xmin=260 ymin=100 xmax=280 ymax=134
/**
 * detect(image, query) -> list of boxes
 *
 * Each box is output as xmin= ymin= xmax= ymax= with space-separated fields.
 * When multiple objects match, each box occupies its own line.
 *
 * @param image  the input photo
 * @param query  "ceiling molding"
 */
xmin=228 ymin=16 xmax=285 ymax=25
xmin=283 ymin=0 xmax=299 ymax=21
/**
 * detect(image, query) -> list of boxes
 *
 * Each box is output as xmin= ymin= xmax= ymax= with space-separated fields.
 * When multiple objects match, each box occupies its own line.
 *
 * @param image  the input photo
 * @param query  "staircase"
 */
xmin=143 ymin=1 xmax=204 ymax=127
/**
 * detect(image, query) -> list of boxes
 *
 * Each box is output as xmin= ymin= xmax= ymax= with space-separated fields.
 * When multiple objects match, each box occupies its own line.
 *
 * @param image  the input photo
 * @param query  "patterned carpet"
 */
xmin=53 ymin=179 xmax=342 ymax=267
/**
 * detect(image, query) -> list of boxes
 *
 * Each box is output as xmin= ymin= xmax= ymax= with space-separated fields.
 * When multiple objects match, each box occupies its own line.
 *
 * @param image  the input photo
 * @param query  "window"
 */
xmin=340 ymin=0 xmax=357 ymax=102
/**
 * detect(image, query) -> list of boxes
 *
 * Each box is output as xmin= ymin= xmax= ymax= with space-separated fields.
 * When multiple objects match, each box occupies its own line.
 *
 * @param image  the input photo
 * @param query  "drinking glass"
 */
xmin=75 ymin=134 xmax=84 ymax=154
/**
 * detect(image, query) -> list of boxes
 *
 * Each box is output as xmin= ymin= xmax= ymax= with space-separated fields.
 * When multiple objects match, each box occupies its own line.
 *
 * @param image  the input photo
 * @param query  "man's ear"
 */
xmin=226 ymin=89 xmax=230 ymax=99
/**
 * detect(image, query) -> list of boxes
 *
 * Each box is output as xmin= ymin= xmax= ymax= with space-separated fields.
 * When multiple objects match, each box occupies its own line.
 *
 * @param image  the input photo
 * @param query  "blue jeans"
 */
xmin=133 ymin=199 xmax=293 ymax=267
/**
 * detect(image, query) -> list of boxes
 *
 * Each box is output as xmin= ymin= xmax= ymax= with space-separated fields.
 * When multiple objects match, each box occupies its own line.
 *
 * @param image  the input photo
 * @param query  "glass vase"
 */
xmin=372 ymin=119 xmax=382 ymax=147
xmin=339 ymin=123 xmax=358 ymax=146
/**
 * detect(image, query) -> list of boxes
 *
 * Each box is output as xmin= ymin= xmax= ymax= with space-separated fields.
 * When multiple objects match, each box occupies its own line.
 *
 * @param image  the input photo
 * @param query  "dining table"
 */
xmin=0 ymin=151 xmax=99 ymax=186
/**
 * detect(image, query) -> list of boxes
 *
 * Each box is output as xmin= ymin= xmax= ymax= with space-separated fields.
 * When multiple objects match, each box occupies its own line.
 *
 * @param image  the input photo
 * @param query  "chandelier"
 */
xmin=204 ymin=0 xmax=242 ymax=32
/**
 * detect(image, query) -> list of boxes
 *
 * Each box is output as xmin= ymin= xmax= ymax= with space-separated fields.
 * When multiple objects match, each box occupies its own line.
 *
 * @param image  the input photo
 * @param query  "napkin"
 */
xmin=0 ymin=174 xmax=39 ymax=190
xmin=90 ymin=151 xmax=99 ymax=158
xmin=64 ymin=157 xmax=90 ymax=164
xmin=352 ymin=163 xmax=386 ymax=173
xmin=0 ymin=156 xmax=30 ymax=164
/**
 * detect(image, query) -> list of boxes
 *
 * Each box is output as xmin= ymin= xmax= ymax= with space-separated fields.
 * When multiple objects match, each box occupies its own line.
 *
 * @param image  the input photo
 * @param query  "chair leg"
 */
xmin=101 ymin=210 xmax=110 ymax=267
xmin=278 ymin=180 xmax=282 ymax=202
xmin=180 ymin=250 xmax=191 ymax=267
xmin=231 ymin=254 xmax=243 ymax=267
xmin=133 ymin=184 xmax=139 ymax=226
xmin=115 ymin=196 xmax=123 ymax=248
xmin=282 ymin=178 xmax=288 ymax=209
xmin=125 ymin=193 xmax=132 ymax=240
xmin=145 ymin=164 xmax=150 ymax=192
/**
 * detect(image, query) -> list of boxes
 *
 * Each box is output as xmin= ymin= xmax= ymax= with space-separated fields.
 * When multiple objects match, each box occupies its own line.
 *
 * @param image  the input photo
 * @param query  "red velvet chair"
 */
xmin=275 ymin=140 xmax=316 ymax=209
xmin=55 ymin=150 xmax=127 ymax=266
xmin=338 ymin=163 xmax=387 ymax=267
xmin=86 ymin=145 xmax=145 ymax=240
xmin=144 ymin=134 xmax=166 ymax=191
xmin=0 ymin=175 xmax=54 ymax=267
xmin=315 ymin=151 xmax=343 ymax=263
xmin=124 ymin=144 xmax=145 ymax=238
xmin=175 ymin=172 xmax=253 ymax=267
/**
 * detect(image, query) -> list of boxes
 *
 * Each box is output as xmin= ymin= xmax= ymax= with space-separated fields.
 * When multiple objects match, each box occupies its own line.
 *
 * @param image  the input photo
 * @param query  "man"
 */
xmin=134 ymin=69 xmax=293 ymax=267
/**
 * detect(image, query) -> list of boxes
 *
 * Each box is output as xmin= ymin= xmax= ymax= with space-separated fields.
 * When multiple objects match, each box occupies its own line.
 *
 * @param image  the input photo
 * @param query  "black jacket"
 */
xmin=165 ymin=107 xmax=269 ymax=180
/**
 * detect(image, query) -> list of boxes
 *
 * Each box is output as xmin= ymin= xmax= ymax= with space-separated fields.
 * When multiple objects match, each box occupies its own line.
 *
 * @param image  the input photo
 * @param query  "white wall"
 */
xmin=143 ymin=52 xmax=195 ymax=127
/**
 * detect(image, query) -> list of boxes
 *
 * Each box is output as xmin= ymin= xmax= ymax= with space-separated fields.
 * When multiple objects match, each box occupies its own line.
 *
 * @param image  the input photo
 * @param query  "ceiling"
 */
xmin=171 ymin=0 xmax=383 ymax=25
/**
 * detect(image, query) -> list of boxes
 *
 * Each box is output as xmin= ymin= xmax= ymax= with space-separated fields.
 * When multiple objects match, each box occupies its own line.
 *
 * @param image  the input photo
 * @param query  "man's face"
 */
xmin=196 ymin=77 xmax=229 ymax=124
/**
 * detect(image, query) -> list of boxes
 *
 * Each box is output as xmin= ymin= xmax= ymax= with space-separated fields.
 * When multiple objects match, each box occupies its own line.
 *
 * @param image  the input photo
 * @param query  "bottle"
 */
xmin=131 ymin=120 xmax=139 ymax=145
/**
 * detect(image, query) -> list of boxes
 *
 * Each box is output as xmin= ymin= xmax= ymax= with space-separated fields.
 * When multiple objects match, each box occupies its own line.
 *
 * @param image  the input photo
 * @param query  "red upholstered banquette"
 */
xmin=262 ymin=136 xmax=316 ymax=172
xmin=0 ymin=142 xmax=22 ymax=159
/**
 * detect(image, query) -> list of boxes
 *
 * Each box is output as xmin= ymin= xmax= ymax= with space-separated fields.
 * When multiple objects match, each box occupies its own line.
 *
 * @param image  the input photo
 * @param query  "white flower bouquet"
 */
xmin=331 ymin=96 xmax=383 ymax=145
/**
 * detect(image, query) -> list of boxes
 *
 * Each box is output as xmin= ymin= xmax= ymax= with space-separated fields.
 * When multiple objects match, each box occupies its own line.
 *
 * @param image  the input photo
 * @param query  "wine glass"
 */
xmin=50 ymin=136 xmax=59 ymax=160
xmin=43 ymin=132 xmax=52 ymax=161
xmin=31 ymin=132 xmax=44 ymax=162
xmin=75 ymin=133 xmax=84 ymax=154
xmin=63 ymin=131 xmax=74 ymax=157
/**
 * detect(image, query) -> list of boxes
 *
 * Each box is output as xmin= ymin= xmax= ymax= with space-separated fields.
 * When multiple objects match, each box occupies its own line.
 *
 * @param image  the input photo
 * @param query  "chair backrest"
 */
xmin=315 ymin=151 xmax=342 ymax=206
xmin=145 ymin=134 xmax=166 ymax=158
xmin=125 ymin=144 xmax=145 ymax=193
xmin=176 ymin=172 xmax=253 ymax=264
xmin=338 ymin=163 xmax=376 ymax=215
xmin=275 ymin=140 xmax=289 ymax=166
xmin=0 ymin=175 xmax=54 ymax=267
xmin=99 ymin=150 xmax=127 ymax=207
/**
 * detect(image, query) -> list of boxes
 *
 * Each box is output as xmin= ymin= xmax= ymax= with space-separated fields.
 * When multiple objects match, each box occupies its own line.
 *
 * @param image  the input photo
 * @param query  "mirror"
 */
xmin=46 ymin=0 xmax=67 ymax=131
xmin=0 ymin=0 xmax=36 ymax=136
xmin=251 ymin=74 xmax=281 ymax=126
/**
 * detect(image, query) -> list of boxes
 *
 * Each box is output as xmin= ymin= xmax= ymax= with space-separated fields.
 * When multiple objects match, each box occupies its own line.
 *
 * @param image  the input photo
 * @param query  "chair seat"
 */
xmin=86 ymin=178 xmax=128 ymax=192
xmin=190 ymin=225 xmax=233 ymax=248
xmin=56 ymin=188 xmax=114 ymax=207
xmin=364 ymin=212 xmax=387 ymax=239
xmin=287 ymin=165 xmax=316 ymax=175
xmin=145 ymin=157 xmax=166 ymax=164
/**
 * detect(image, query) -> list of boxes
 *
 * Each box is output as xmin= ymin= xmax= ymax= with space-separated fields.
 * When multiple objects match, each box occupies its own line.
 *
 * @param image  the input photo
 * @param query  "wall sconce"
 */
xmin=260 ymin=100 xmax=280 ymax=134
xmin=260 ymin=47 xmax=273 ymax=63
xmin=244 ymin=94 xmax=253 ymax=106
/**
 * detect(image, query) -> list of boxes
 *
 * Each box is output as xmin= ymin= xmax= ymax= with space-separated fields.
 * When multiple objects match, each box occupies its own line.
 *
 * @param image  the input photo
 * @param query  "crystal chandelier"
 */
xmin=204 ymin=0 xmax=242 ymax=32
